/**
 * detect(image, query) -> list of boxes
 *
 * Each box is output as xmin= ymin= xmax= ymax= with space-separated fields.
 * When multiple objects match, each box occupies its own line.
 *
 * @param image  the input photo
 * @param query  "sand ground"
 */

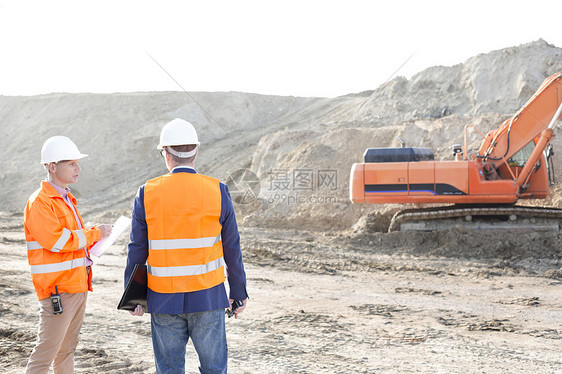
xmin=1 ymin=215 xmax=560 ymax=373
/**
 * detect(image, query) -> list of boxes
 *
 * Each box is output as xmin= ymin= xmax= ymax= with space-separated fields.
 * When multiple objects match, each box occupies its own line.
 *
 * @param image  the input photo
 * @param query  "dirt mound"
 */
xmin=1 ymin=39 xmax=561 ymax=233
xmin=353 ymin=39 xmax=562 ymax=124
xmin=243 ymin=40 xmax=562 ymax=231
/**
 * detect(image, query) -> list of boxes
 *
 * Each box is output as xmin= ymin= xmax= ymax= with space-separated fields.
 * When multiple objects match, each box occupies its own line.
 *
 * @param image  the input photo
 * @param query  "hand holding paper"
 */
xmin=98 ymin=224 xmax=113 ymax=239
xmin=90 ymin=216 xmax=132 ymax=257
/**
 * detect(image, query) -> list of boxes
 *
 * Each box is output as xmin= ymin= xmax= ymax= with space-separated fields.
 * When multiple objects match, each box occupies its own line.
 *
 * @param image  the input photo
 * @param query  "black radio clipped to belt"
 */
xmin=50 ymin=286 xmax=63 ymax=315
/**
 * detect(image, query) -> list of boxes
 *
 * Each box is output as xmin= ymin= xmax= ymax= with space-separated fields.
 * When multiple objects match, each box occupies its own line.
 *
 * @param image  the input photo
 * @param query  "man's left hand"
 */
xmin=228 ymin=298 xmax=247 ymax=319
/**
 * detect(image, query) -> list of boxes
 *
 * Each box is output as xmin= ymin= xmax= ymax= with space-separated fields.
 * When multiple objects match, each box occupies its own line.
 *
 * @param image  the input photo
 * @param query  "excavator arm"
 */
xmin=515 ymin=102 xmax=562 ymax=190
xmin=479 ymin=73 xmax=562 ymax=168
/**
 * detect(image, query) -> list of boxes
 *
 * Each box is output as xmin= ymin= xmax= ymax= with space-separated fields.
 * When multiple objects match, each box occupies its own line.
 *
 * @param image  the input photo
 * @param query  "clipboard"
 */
xmin=90 ymin=216 xmax=132 ymax=257
xmin=117 ymin=264 xmax=148 ymax=311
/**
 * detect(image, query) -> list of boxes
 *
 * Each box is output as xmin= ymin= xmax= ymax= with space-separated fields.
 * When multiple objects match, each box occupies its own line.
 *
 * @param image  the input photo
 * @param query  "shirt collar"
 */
xmin=47 ymin=180 xmax=71 ymax=199
xmin=171 ymin=166 xmax=197 ymax=174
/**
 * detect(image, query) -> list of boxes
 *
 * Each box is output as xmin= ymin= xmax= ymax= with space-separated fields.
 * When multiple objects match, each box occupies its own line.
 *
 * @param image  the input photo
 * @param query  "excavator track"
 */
xmin=389 ymin=205 xmax=562 ymax=232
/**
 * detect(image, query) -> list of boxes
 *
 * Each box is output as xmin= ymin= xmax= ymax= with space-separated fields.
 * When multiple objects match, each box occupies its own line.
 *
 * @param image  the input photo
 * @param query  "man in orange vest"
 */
xmin=125 ymin=118 xmax=248 ymax=374
xmin=24 ymin=136 xmax=112 ymax=373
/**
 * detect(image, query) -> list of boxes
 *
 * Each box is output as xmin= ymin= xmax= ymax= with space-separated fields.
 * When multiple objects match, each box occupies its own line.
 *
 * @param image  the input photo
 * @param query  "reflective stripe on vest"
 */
xmin=26 ymin=229 xmax=87 ymax=252
xmin=148 ymin=234 xmax=221 ymax=250
xmin=30 ymin=257 xmax=86 ymax=274
xmin=76 ymin=230 xmax=87 ymax=249
xmin=148 ymin=257 xmax=225 ymax=278
xmin=52 ymin=228 xmax=71 ymax=252
xmin=26 ymin=241 xmax=43 ymax=250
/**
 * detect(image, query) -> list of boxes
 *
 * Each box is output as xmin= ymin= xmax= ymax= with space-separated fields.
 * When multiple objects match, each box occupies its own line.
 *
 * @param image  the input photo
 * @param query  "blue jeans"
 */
xmin=151 ymin=309 xmax=227 ymax=374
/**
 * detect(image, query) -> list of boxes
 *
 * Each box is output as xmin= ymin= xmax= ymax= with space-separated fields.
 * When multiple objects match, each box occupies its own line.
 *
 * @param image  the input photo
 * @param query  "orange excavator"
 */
xmin=350 ymin=72 xmax=562 ymax=231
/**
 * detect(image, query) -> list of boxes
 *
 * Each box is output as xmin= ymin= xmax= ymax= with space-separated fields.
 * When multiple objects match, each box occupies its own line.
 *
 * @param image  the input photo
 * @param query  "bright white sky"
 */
xmin=0 ymin=0 xmax=560 ymax=98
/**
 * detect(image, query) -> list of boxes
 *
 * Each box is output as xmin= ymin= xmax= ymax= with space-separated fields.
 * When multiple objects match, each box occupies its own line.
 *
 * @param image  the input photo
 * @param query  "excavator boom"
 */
xmin=480 ymin=73 xmax=562 ymax=167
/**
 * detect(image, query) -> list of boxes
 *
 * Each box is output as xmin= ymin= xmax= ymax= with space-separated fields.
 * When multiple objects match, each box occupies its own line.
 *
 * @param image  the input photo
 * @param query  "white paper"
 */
xmin=90 ymin=216 xmax=132 ymax=257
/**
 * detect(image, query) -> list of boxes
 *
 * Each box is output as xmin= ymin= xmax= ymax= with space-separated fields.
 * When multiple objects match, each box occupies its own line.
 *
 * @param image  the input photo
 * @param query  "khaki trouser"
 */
xmin=25 ymin=291 xmax=88 ymax=374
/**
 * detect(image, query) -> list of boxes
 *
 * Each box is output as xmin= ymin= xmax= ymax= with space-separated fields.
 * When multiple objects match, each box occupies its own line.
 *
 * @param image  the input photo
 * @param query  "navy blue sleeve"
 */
xmin=124 ymin=185 xmax=148 ymax=287
xmin=219 ymin=182 xmax=248 ymax=300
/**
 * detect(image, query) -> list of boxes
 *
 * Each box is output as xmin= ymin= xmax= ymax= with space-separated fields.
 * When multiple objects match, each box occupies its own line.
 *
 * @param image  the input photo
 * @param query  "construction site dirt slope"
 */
xmin=1 ymin=39 xmax=562 ymax=231
xmin=0 ymin=39 xmax=561 ymax=373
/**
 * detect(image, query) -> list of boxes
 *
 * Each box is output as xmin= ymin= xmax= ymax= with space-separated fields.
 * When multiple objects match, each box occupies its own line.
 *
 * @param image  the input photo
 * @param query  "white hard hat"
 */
xmin=157 ymin=118 xmax=200 ymax=150
xmin=40 ymin=136 xmax=88 ymax=164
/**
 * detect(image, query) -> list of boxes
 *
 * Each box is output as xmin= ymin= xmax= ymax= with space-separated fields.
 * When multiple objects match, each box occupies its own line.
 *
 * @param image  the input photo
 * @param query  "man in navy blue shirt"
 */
xmin=124 ymin=118 xmax=248 ymax=374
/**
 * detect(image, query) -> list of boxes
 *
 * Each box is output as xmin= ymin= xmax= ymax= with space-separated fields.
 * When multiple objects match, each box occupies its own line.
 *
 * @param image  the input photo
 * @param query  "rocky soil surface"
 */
xmin=0 ymin=214 xmax=560 ymax=373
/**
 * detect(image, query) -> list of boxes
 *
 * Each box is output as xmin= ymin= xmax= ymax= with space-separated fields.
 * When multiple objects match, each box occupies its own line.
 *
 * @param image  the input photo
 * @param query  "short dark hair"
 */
xmin=165 ymin=145 xmax=197 ymax=164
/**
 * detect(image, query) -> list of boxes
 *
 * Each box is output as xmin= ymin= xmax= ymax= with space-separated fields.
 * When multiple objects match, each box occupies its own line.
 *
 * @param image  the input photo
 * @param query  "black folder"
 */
xmin=117 ymin=264 xmax=148 ymax=311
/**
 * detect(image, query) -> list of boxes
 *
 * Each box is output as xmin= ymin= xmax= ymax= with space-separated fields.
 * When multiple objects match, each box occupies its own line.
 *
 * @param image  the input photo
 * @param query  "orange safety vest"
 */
xmin=144 ymin=172 xmax=225 ymax=294
xmin=24 ymin=181 xmax=100 ymax=300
